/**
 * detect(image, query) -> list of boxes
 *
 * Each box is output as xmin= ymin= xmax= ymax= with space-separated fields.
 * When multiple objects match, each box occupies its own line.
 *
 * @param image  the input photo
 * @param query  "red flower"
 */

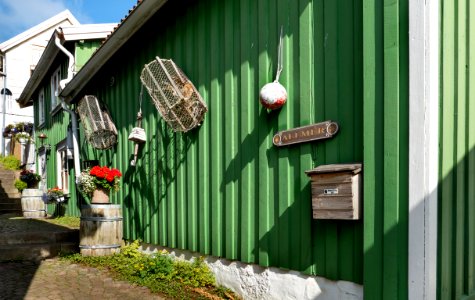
xmin=106 ymin=174 xmax=115 ymax=182
xmin=90 ymin=166 xmax=101 ymax=176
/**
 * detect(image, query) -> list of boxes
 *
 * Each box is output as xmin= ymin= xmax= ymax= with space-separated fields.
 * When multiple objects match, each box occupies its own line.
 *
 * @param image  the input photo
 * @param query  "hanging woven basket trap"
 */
xmin=77 ymin=95 xmax=118 ymax=150
xmin=140 ymin=56 xmax=207 ymax=132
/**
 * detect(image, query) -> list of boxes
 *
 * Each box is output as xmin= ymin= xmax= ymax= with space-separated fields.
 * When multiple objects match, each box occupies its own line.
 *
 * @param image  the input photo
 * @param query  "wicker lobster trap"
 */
xmin=77 ymin=95 xmax=118 ymax=150
xmin=140 ymin=56 xmax=207 ymax=132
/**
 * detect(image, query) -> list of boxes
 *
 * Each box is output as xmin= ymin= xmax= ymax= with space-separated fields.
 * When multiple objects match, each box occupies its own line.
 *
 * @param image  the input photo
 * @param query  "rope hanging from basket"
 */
xmin=275 ymin=26 xmax=284 ymax=83
xmin=259 ymin=26 xmax=287 ymax=110
xmin=128 ymin=84 xmax=147 ymax=166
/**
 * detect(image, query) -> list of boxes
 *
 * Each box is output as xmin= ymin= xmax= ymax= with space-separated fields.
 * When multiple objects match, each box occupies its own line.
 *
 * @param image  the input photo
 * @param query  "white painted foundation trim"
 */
xmin=408 ymin=0 xmax=439 ymax=299
xmin=141 ymin=244 xmax=363 ymax=300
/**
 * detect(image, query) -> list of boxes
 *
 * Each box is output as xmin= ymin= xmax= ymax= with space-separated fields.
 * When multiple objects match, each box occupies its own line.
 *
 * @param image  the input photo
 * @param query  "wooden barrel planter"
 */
xmin=79 ymin=204 xmax=123 ymax=256
xmin=21 ymin=189 xmax=46 ymax=218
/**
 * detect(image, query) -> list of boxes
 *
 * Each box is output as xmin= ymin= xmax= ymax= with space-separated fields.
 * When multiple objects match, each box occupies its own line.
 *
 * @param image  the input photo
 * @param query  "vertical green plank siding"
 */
xmin=32 ymin=40 xmax=109 ymax=218
xmin=33 ymin=57 xmax=80 ymax=217
xmin=77 ymin=0 xmax=363 ymax=283
xmin=75 ymin=41 xmax=102 ymax=72
xmin=363 ymin=0 xmax=408 ymax=299
xmin=439 ymin=0 xmax=475 ymax=299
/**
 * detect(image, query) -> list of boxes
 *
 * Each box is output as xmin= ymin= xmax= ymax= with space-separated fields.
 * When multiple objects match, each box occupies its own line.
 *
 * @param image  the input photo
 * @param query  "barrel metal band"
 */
xmin=23 ymin=209 xmax=46 ymax=212
xmin=80 ymin=216 xmax=123 ymax=222
xmin=79 ymin=244 xmax=121 ymax=249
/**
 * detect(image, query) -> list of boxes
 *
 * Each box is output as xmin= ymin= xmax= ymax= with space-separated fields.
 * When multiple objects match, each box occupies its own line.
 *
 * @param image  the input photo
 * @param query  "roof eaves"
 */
xmin=60 ymin=0 xmax=168 ymax=103
xmin=17 ymin=23 xmax=116 ymax=108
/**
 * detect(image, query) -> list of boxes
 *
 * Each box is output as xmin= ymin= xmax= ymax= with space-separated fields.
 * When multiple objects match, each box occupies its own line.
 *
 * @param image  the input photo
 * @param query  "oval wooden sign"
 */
xmin=273 ymin=121 xmax=339 ymax=147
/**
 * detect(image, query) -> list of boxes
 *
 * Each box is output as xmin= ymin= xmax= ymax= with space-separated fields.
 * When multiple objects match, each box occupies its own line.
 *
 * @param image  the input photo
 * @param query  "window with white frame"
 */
xmin=38 ymin=89 xmax=45 ymax=126
xmin=50 ymin=66 xmax=61 ymax=110
xmin=38 ymin=148 xmax=47 ymax=190
xmin=56 ymin=140 xmax=69 ymax=193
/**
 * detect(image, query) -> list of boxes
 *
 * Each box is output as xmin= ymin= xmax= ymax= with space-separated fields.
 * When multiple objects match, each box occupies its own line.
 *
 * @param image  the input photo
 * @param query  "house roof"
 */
xmin=17 ymin=24 xmax=116 ymax=108
xmin=60 ymin=0 xmax=168 ymax=103
xmin=0 ymin=10 xmax=80 ymax=53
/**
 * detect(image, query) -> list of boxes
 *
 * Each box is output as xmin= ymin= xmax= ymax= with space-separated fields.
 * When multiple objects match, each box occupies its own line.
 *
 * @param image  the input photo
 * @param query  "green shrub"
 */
xmin=60 ymin=240 xmax=228 ymax=299
xmin=0 ymin=155 xmax=21 ymax=170
xmin=14 ymin=179 xmax=27 ymax=192
xmin=173 ymin=257 xmax=216 ymax=287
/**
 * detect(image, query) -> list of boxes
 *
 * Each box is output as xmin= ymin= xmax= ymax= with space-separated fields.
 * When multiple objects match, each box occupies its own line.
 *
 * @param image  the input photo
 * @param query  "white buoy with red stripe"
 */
xmin=260 ymin=27 xmax=287 ymax=110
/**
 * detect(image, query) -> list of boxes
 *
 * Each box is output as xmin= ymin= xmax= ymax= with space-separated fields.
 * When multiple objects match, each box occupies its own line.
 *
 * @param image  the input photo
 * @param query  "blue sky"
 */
xmin=0 ymin=0 xmax=138 ymax=42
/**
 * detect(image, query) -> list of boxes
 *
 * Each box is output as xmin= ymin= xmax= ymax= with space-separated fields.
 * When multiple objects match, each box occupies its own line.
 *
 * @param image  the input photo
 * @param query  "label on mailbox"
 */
xmin=324 ymin=188 xmax=339 ymax=195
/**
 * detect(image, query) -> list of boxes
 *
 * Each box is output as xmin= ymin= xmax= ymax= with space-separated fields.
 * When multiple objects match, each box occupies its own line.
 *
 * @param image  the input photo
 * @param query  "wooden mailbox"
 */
xmin=305 ymin=163 xmax=362 ymax=220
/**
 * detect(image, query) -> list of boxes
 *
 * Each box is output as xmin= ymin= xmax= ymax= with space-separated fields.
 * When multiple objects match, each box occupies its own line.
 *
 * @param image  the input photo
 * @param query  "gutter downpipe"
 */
xmin=54 ymin=29 xmax=81 ymax=181
xmin=2 ymin=74 xmax=6 ymax=156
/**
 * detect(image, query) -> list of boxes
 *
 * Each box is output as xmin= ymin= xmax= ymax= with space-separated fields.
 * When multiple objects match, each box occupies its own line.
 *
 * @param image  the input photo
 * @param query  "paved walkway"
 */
xmin=0 ymin=258 xmax=163 ymax=300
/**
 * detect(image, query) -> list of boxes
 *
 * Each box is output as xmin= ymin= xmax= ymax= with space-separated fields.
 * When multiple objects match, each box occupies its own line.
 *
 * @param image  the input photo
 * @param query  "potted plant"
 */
xmin=78 ymin=165 xmax=122 ymax=204
xmin=17 ymin=169 xmax=44 ymax=218
xmin=46 ymin=186 xmax=65 ymax=203
xmin=15 ymin=132 xmax=31 ymax=144
xmin=19 ymin=169 xmax=41 ymax=188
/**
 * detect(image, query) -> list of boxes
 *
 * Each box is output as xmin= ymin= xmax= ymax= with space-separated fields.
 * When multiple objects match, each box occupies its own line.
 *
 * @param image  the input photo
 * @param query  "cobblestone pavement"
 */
xmin=0 ymin=258 xmax=163 ymax=300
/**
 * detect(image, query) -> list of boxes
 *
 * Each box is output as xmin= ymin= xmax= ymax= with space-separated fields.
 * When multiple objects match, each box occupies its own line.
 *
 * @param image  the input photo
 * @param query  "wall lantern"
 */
xmin=38 ymin=133 xmax=51 ymax=153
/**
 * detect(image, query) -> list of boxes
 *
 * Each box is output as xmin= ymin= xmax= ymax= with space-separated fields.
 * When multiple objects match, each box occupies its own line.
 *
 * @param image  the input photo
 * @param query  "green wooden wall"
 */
xmin=362 ymin=0 xmax=409 ymax=299
xmin=439 ymin=0 xmax=475 ymax=299
xmin=33 ymin=69 xmax=79 ymax=216
xmin=76 ymin=0 xmax=364 ymax=283
xmin=75 ymin=40 xmax=103 ymax=72
xmin=33 ymin=41 xmax=104 ymax=217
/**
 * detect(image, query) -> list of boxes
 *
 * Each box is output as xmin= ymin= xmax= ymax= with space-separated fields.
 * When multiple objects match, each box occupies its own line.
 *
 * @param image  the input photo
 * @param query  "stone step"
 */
xmin=0 ymin=197 xmax=21 ymax=204
xmin=0 ymin=203 xmax=22 ymax=211
xmin=0 ymin=196 xmax=23 ymax=203
xmin=0 ymin=180 xmax=18 ymax=187
xmin=0 ymin=242 xmax=79 ymax=261
xmin=0 ymin=230 xmax=79 ymax=246
xmin=0 ymin=184 xmax=19 ymax=191
xmin=0 ymin=171 xmax=19 ymax=181
xmin=0 ymin=209 xmax=22 ymax=215
xmin=0 ymin=189 xmax=22 ymax=196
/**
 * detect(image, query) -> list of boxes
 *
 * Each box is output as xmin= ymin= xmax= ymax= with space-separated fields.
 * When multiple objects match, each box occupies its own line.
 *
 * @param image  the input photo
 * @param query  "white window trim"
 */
xmin=408 ymin=0 xmax=439 ymax=299
xmin=0 ymin=53 xmax=5 ymax=75
xmin=38 ymin=89 xmax=45 ymax=126
xmin=56 ymin=140 xmax=69 ymax=194
xmin=50 ymin=66 xmax=61 ymax=111
xmin=38 ymin=148 xmax=47 ymax=190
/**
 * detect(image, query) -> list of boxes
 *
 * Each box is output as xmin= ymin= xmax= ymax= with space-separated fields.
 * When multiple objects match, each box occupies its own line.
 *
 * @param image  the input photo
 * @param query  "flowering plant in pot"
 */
xmin=78 ymin=166 xmax=122 ymax=203
xmin=19 ymin=170 xmax=41 ymax=188
xmin=15 ymin=132 xmax=31 ymax=143
xmin=46 ymin=186 xmax=65 ymax=203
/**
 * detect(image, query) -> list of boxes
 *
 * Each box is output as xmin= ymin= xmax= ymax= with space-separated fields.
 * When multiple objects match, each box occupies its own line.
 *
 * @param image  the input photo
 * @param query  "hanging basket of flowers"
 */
xmin=77 ymin=165 xmax=122 ymax=204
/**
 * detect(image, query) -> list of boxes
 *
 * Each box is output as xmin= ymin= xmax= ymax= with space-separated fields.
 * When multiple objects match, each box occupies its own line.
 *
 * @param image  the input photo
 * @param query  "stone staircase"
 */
xmin=0 ymin=224 xmax=79 ymax=261
xmin=0 ymin=167 xmax=21 ymax=215
xmin=0 ymin=166 xmax=79 ymax=261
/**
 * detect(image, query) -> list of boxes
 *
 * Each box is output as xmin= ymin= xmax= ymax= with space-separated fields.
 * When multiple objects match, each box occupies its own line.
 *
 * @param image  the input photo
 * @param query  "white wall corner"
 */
xmin=408 ymin=0 xmax=439 ymax=299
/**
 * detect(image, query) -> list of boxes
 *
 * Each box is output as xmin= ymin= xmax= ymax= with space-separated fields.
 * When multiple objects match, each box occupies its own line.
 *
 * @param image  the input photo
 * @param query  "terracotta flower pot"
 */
xmin=92 ymin=188 xmax=110 ymax=204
